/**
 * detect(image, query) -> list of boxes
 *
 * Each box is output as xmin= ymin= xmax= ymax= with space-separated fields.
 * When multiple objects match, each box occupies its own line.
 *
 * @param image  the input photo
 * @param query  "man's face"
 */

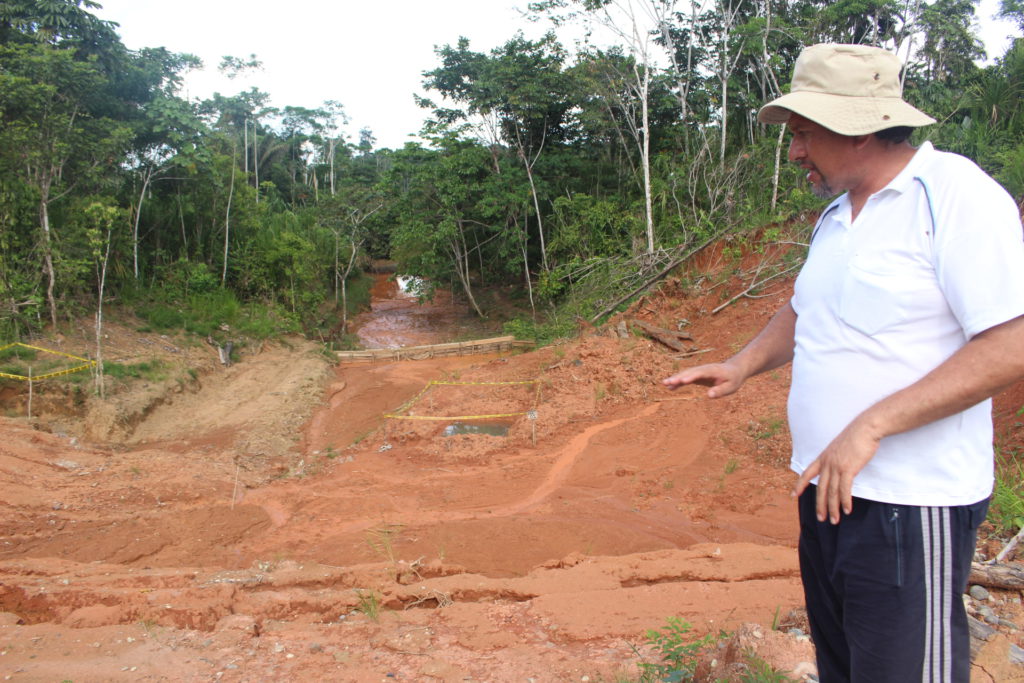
xmin=786 ymin=114 xmax=851 ymax=199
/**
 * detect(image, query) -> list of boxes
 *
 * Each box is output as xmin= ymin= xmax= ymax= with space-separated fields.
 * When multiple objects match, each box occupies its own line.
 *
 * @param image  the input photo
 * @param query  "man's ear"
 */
xmin=851 ymin=134 xmax=873 ymax=150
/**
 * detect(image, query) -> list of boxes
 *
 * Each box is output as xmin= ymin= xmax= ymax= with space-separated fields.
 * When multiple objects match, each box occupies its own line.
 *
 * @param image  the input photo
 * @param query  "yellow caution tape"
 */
xmin=386 ymin=412 xmax=532 ymax=421
xmin=428 ymin=380 xmax=539 ymax=386
xmin=0 ymin=342 xmax=96 ymax=381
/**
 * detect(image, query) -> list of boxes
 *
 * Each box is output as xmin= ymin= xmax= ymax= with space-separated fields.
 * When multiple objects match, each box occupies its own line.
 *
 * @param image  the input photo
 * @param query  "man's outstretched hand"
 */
xmin=662 ymin=361 xmax=746 ymax=399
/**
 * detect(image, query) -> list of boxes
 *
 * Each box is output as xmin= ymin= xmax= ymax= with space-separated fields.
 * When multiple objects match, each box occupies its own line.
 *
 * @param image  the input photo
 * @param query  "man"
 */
xmin=662 ymin=43 xmax=1024 ymax=682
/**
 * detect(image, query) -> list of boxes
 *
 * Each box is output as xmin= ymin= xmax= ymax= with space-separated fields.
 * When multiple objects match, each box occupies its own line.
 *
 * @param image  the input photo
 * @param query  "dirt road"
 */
xmin=1 ymin=265 xmax=1020 ymax=681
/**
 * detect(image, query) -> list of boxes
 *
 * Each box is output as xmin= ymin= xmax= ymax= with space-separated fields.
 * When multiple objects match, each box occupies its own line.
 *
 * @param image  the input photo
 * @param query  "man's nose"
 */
xmin=788 ymin=137 xmax=803 ymax=162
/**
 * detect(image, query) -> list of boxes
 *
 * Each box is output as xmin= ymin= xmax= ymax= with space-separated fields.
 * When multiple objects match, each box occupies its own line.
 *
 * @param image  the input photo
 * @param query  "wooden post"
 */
xmin=27 ymin=366 xmax=33 ymax=419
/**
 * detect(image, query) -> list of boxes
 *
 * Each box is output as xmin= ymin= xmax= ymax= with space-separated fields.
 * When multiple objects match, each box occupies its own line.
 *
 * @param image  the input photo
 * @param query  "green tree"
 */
xmin=0 ymin=42 xmax=130 ymax=326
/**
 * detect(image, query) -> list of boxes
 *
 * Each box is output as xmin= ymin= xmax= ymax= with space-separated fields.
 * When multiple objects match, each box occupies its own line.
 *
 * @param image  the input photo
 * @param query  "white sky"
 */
xmin=94 ymin=0 xmax=1019 ymax=151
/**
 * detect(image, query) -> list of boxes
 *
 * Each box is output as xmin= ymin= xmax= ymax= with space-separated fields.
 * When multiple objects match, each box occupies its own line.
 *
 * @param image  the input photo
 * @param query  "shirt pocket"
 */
xmin=838 ymin=264 xmax=907 ymax=336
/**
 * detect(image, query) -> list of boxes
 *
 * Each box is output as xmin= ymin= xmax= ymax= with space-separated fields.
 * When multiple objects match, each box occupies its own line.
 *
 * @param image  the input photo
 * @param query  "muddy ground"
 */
xmin=1 ymin=246 xmax=1022 ymax=682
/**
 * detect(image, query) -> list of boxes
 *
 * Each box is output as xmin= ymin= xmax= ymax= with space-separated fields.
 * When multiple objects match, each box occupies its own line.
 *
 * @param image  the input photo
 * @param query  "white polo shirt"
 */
xmin=789 ymin=142 xmax=1024 ymax=506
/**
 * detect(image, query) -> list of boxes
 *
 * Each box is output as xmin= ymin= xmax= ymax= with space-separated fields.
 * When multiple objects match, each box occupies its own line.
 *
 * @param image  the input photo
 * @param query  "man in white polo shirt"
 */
xmin=663 ymin=43 xmax=1024 ymax=682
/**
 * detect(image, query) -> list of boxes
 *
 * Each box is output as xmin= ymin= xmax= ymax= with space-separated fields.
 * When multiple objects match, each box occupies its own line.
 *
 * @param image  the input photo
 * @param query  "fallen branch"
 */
xmin=969 ymin=561 xmax=1024 ymax=590
xmin=995 ymin=525 xmax=1024 ymax=564
xmin=711 ymin=262 xmax=802 ymax=315
xmin=590 ymin=234 xmax=721 ymax=324
xmin=672 ymin=348 xmax=715 ymax=359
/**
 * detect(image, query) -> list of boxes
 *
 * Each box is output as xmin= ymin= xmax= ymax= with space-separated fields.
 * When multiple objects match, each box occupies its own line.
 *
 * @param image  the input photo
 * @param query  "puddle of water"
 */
xmin=443 ymin=422 xmax=510 ymax=437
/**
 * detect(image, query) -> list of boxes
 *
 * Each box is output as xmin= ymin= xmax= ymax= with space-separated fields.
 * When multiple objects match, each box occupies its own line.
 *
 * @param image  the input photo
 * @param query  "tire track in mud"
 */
xmin=250 ymin=403 xmax=662 ymax=535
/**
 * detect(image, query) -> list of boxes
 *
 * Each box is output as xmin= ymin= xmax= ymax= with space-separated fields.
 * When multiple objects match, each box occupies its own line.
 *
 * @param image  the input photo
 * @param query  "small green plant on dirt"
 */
xmin=724 ymin=458 xmax=739 ymax=475
xmin=139 ymin=618 xmax=159 ymax=634
xmin=595 ymin=382 xmax=607 ymax=401
xmin=770 ymin=606 xmax=782 ymax=631
xmin=636 ymin=616 xmax=716 ymax=682
xmin=737 ymin=651 xmax=796 ymax=682
xmin=323 ymin=446 xmax=339 ymax=459
xmin=748 ymin=417 xmax=784 ymax=441
xmin=366 ymin=523 xmax=403 ymax=564
xmin=354 ymin=589 xmax=381 ymax=621
xmin=990 ymin=448 xmax=1024 ymax=536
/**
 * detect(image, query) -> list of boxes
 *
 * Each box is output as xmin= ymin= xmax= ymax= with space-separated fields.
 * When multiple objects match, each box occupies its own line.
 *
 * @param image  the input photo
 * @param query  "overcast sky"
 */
xmin=93 ymin=0 xmax=1019 ymax=150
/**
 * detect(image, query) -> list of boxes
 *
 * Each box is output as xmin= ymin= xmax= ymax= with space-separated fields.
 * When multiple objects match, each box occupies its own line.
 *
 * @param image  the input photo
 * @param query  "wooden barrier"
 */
xmin=336 ymin=336 xmax=534 ymax=363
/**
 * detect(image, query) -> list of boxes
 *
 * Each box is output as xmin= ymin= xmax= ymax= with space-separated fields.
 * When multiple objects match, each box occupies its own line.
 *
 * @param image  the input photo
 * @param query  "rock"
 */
xmin=792 ymin=661 xmax=818 ymax=680
xmin=970 ymin=585 xmax=990 ymax=601
xmin=0 ymin=613 xmax=24 ymax=626
xmin=215 ymin=614 xmax=259 ymax=636
xmin=63 ymin=604 xmax=121 ymax=628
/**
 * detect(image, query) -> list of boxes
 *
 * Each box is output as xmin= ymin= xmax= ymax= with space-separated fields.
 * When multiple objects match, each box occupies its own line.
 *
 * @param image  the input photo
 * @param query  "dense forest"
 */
xmin=1 ymin=0 xmax=1022 ymax=348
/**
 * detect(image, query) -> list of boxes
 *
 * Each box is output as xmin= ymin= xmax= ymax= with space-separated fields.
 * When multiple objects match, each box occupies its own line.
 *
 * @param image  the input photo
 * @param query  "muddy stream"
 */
xmin=350 ymin=273 xmax=489 ymax=349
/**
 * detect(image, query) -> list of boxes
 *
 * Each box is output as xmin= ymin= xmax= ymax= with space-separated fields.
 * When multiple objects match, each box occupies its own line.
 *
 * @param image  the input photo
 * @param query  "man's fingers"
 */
xmin=815 ymin=469 xmax=829 ymax=523
xmin=827 ymin=481 xmax=842 ymax=525
xmin=841 ymin=477 xmax=854 ymax=516
xmin=793 ymin=460 xmax=819 ymax=498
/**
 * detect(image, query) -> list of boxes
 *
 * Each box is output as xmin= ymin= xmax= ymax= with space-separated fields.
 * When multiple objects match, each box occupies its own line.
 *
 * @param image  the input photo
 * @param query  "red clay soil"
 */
xmin=0 ymin=253 xmax=1021 ymax=682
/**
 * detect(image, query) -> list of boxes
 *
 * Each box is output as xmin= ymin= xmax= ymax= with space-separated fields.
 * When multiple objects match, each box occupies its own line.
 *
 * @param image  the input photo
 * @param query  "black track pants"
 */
xmin=798 ymin=486 xmax=988 ymax=683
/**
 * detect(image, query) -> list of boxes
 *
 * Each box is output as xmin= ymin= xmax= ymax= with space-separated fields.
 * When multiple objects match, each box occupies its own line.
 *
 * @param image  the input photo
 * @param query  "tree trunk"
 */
xmin=339 ymin=241 xmax=359 ymax=334
xmin=94 ymin=226 xmax=113 ymax=399
xmin=222 ymin=147 xmax=236 ymax=286
xmin=253 ymin=119 xmax=260 ymax=204
xmin=450 ymin=226 xmax=484 ymax=317
xmin=637 ymin=62 xmax=655 ymax=256
xmin=132 ymin=166 xmax=154 ymax=280
xmin=720 ymin=31 xmax=729 ymax=164
xmin=522 ymin=151 xmax=549 ymax=273
xmin=38 ymin=174 xmax=58 ymax=328
xmin=771 ymin=125 xmax=785 ymax=212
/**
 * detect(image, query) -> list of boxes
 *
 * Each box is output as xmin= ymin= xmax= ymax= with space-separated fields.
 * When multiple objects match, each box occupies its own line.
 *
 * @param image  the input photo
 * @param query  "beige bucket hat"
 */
xmin=758 ymin=43 xmax=935 ymax=135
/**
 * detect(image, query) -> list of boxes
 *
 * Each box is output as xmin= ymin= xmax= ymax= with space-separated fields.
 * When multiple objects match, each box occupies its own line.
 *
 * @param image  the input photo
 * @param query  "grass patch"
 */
xmin=503 ymin=315 xmax=577 ymax=346
xmin=102 ymin=359 xmax=167 ymax=382
xmin=354 ymin=589 xmax=382 ymax=621
xmin=990 ymin=448 xmax=1024 ymax=537
xmin=134 ymin=289 xmax=300 ymax=341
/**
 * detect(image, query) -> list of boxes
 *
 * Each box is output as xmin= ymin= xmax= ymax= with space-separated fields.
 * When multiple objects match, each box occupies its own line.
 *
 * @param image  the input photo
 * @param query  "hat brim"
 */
xmin=758 ymin=91 xmax=936 ymax=135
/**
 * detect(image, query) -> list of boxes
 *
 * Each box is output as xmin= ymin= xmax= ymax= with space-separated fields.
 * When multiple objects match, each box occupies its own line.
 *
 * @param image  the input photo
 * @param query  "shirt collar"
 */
xmin=876 ymin=141 xmax=934 ymax=196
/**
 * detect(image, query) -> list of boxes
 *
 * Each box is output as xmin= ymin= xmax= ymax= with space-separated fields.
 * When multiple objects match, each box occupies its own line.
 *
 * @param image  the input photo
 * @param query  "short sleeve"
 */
xmin=930 ymin=172 xmax=1024 ymax=339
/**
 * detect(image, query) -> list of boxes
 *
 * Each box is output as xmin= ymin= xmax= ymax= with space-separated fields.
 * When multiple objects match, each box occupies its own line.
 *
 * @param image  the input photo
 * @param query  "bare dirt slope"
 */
xmin=0 ymin=259 xmax=1021 ymax=682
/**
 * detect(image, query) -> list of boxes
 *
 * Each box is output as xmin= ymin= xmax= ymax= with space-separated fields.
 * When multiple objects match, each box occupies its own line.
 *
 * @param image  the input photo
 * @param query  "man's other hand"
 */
xmin=793 ymin=416 xmax=883 ymax=524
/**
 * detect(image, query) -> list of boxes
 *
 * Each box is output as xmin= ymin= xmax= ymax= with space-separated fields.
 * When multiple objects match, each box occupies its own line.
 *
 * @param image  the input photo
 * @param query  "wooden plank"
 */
xmin=631 ymin=319 xmax=690 ymax=352
xmin=336 ymin=336 xmax=532 ymax=363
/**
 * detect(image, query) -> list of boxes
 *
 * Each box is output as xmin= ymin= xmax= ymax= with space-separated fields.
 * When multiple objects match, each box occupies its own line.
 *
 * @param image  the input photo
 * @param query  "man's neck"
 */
xmin=848 ymin=142 xmax=918 ymax=221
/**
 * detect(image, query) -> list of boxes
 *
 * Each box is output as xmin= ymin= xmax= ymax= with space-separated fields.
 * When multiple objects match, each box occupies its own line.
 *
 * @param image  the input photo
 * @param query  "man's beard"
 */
xmin=808 ymin=166 xmax=837 ymax=199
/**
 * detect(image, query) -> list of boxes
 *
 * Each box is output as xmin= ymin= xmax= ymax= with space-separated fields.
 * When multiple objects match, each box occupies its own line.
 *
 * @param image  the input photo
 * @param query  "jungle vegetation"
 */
xmin=0 ymin=0 xmax=1022 ymax=345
